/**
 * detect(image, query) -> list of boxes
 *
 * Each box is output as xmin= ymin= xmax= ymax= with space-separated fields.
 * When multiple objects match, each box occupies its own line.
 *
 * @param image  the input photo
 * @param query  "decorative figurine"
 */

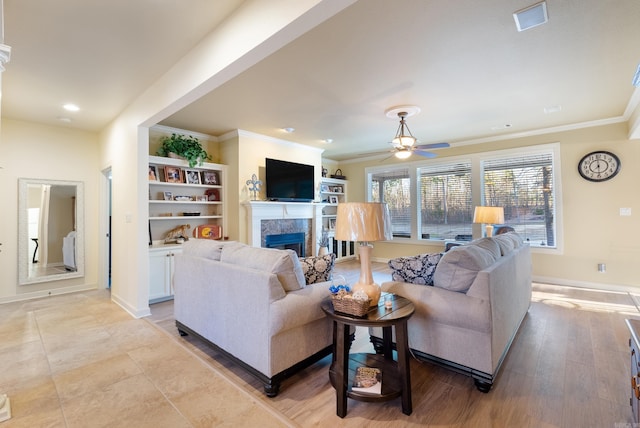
xmin=164 ymin=224 xmax=191 ymax=243
xmin=246 ymin=173 xmax=263 ymax=201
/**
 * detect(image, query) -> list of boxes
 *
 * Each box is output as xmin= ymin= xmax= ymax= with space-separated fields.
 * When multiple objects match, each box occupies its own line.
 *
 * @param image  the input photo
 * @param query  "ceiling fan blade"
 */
xmin=415 ymin=142 xmax=450 ymax=150
xmin=414 ymin=150 xmax=438 ymax=158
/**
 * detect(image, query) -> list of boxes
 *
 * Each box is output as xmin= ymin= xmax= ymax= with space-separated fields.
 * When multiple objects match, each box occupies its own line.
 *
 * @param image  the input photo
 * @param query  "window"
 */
xmin=482 ymin=152 xmax=556 ymax=247
xmin=370 ymin=168 xmax=411 ymax=238
xmin=366 ymin=144 xmax=560 ymax=249
xmin=418 ymin=162 xmax=472 ymax=240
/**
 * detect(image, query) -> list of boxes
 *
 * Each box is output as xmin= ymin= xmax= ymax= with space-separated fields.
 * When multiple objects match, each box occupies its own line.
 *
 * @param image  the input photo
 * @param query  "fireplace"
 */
xmin=244 ymin=201 xmax=324 ymax=257
xmin=265 ymin=232 xmax=306 ymax=257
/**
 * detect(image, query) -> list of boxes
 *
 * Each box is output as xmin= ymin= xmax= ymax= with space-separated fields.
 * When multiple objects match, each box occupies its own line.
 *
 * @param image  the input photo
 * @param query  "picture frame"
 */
xmin=205 ymin=188 xmax=220 ymax=201
xmin=164 ymin=166 xmax=183 ymax=183
xmin=329 ymin=195 xmax=339 ymax=204
xmin=163 ymin=191 xmax=173 ymax=201
xmin=328 ymin=218 xmax=337 ymax=230
xmin=148 ymin=165 xmax=159 ymax=181
xmin=195 ymin=195 xmax=208 ymax=202
xmin=185 ymin=169 xmax=201 ymax=184
xmin=201 ymin=170 xmax=219 ymax=185
xmin=320 ymin=183 xmax=330 ymax=193
xmin=332 ymin=185 xmax=343 ymax=193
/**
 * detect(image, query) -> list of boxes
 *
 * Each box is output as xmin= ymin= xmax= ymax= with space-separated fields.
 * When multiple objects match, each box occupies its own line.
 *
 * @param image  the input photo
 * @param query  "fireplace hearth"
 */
xmin=265 ymin=232 xmax=306 ymax=257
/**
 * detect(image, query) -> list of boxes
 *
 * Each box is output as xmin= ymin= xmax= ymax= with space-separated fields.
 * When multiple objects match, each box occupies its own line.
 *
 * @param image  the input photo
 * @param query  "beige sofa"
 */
xmin=173 ymin=240 xmax=336 ymax=396
xmin=370 ymin=233 xmax=532 ymax=392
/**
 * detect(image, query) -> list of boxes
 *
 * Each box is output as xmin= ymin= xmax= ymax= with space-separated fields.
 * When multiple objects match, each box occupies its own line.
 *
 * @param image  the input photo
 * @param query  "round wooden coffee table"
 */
xmin=321 ymin=293 xmax=414 ymax=418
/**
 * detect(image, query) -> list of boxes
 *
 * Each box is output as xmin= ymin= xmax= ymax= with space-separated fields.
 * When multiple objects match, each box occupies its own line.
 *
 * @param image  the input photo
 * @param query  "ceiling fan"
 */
xmin=387 ymin=110 xmax=450 ymax=159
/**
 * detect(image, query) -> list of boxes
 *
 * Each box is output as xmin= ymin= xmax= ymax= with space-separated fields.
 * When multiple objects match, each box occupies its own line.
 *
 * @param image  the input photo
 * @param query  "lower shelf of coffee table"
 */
xmin=329 ymin=352 xmax=402 ymax=402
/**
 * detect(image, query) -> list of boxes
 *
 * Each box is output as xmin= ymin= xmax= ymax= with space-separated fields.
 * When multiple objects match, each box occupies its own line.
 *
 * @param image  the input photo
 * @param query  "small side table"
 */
xmin=626 ymin=319 xmax=640 ymax=423
xmin=321 ymin=293 xmax=415 ymax=418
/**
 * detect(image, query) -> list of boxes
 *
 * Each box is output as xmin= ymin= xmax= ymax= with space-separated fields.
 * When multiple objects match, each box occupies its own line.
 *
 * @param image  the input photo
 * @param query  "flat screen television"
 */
xmin=265 ymin=158 xmax=315 ymax=202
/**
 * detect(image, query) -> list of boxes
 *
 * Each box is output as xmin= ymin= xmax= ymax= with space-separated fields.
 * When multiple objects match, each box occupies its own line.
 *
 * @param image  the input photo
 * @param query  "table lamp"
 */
xmin=334 ymin=202 xmax=392 ymax=306
xmin=473 ymin=206 xmax=505 ymax=237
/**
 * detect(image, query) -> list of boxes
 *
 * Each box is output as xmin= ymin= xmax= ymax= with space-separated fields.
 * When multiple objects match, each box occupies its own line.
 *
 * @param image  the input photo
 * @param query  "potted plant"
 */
xmin=156 ymin=133 xmax=211 ymax=168
xmin=318 ymin=229 xmax=330 ymax=255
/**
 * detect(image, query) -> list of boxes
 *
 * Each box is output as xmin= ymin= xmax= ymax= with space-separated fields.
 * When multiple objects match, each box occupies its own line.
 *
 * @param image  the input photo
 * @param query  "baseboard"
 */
xmin=532 ymin=275 xmax=640 ymax=294
xmin=0 ymin=284 xmax=98 ymax=305
xmin=111 ymin=293 xmax=151 ymax=319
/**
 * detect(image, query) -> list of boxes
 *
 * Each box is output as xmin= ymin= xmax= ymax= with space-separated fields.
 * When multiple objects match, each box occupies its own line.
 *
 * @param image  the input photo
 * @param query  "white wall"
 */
xmin=0 ymin=118 xmax=100 ymax=302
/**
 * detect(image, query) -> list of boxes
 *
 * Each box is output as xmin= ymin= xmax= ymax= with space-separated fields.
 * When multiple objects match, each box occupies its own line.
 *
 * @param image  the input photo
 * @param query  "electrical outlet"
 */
xmin=620 ymin=208 xmax=632 ymax=216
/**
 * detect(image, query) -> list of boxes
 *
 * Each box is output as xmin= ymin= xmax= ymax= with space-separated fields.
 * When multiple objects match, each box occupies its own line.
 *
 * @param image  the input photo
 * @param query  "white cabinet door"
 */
xmin=149 ymin=246 xmax=182 ymax=303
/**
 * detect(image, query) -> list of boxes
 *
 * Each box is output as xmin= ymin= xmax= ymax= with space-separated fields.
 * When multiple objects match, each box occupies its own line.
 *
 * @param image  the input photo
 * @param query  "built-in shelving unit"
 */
xmin=319 ymin=177 xmax=355 ymax=260
xmin=148 ymin=154 xmax=227 ymax=302
xmin=148 ymin=155 xmax=226 ymax=242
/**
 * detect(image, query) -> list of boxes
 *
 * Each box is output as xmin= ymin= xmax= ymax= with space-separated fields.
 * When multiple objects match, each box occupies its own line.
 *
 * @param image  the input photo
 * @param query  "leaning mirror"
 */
xmin=18 ymin=178 xmax=84 ymax=285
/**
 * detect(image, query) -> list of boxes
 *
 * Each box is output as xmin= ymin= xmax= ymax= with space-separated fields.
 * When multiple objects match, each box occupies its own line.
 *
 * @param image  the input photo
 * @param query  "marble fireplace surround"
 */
xmin=244 ymin=201 xmax=324 ymax=257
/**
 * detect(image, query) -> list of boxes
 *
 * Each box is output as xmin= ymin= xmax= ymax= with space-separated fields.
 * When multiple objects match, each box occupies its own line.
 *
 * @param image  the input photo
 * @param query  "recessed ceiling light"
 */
xmin=282 ymin=127 xmax=295 ymax=133
xmin=491 ymin=124 xmax=512 ymax=130
xmin=63 ymin=103 xmax=80 ymax=112
xmin=323 ymin=139 xmax=333 ymax=144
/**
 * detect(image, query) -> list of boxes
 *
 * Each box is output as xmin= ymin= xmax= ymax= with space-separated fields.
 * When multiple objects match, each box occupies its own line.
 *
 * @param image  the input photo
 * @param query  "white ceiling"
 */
xmin=3 ymin=0 xmax=640 ymax=161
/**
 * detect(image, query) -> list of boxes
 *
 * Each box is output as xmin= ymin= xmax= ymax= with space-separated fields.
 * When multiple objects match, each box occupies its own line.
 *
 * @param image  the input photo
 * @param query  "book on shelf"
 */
xmin=352 ymin=366 xmax=382 ymax=395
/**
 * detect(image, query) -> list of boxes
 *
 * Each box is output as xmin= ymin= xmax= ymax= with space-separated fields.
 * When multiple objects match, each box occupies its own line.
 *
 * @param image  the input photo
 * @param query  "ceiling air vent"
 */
xmin=513 ymin=1 xmax=548 ymax=32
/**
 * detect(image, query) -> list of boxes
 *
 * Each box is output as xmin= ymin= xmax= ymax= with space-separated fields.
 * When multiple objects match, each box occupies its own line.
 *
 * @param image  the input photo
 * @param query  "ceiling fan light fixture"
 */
xmin=392 ymin=111 xmax=417 ymax=148
xmin=394 ymin=150 xmax=412 ymax=159
xmin=392 ymin=135 xmax=416 ymax=148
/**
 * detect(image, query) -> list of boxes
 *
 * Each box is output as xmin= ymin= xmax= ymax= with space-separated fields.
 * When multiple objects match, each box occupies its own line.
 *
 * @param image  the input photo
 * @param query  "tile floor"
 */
xmin=0 ymin=290 xmax=294 ymax=427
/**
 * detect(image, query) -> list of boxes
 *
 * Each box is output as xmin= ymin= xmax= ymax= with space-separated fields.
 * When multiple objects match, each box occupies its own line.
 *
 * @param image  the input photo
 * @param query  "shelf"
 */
xmin=149 ymin=181 xmax=221 ymax=189
xmin=149 ymin=215 xmax=222 ymax=221
xmin=149 ymin=200 xmax=222 ymax=205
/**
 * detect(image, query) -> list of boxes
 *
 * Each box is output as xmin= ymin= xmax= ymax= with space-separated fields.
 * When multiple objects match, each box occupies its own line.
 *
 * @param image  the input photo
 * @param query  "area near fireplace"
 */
xmin=244 ymin=201 xmax=356 ymax=260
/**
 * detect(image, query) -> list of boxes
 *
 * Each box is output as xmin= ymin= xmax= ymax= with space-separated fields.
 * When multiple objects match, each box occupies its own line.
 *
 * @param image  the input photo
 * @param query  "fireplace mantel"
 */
xmin=243 ymin=201 xmax=325 ymax=252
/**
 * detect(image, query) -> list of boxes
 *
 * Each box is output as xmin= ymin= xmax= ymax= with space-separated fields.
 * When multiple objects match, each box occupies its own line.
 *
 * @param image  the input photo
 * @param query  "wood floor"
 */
xmin=149 ymin=260 xmax=639 ymax=427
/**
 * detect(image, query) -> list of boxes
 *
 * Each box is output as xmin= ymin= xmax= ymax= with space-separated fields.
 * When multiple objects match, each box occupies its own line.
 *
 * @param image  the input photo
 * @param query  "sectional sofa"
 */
xmin=173 ymin=239 xmax=337 ymax=396
xmin=370 ymin=232 xmax=532 ymax=391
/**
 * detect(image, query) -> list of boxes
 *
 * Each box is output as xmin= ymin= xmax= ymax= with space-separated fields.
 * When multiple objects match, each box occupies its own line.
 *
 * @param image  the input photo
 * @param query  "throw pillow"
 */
xmin=220 ymin=242 xmax=306 ymax=291
xmin=469 ymin=237 xmax=501 ymax=260
xmin=503 ymin=231 xmax=524 ymax=248
xmin=299 ymin=253 xmax=336 ymax=284
xmin=388 ymin=252 xmax=444 ymax=286
xmin=433 ymin=245 xmax=496 ymax=293
xmin=182 ymin=239 xmax=233 ymax=261
xmin=492 ymin=234 xmax=515 ymax=255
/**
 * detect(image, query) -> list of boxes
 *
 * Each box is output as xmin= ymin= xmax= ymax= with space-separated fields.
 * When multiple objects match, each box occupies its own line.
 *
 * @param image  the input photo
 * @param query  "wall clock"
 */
xmin=578 ymin=151 xmax=620 ymax=182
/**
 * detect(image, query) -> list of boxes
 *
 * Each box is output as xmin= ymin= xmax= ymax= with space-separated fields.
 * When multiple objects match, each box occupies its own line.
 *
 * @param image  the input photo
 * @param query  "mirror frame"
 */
xmin=18 ymin=178 xmax=85 ymax=285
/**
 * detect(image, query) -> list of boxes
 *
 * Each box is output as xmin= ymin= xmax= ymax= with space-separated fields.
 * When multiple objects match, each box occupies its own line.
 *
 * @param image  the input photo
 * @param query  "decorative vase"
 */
xmin=318 ymin=246 xmax=329 ymax=256
xmin=168 ymin=152 xmax=186 ymax=160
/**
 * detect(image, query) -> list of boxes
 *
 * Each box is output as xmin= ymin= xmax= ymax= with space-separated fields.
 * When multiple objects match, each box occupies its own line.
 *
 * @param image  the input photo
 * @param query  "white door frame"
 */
xmin=99 ymin=166 xmax=112 ymax=289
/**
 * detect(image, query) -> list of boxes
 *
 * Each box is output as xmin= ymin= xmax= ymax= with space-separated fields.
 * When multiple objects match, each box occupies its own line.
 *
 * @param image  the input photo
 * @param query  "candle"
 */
xmin=384 ymin=294 xmax=393 ymax=309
